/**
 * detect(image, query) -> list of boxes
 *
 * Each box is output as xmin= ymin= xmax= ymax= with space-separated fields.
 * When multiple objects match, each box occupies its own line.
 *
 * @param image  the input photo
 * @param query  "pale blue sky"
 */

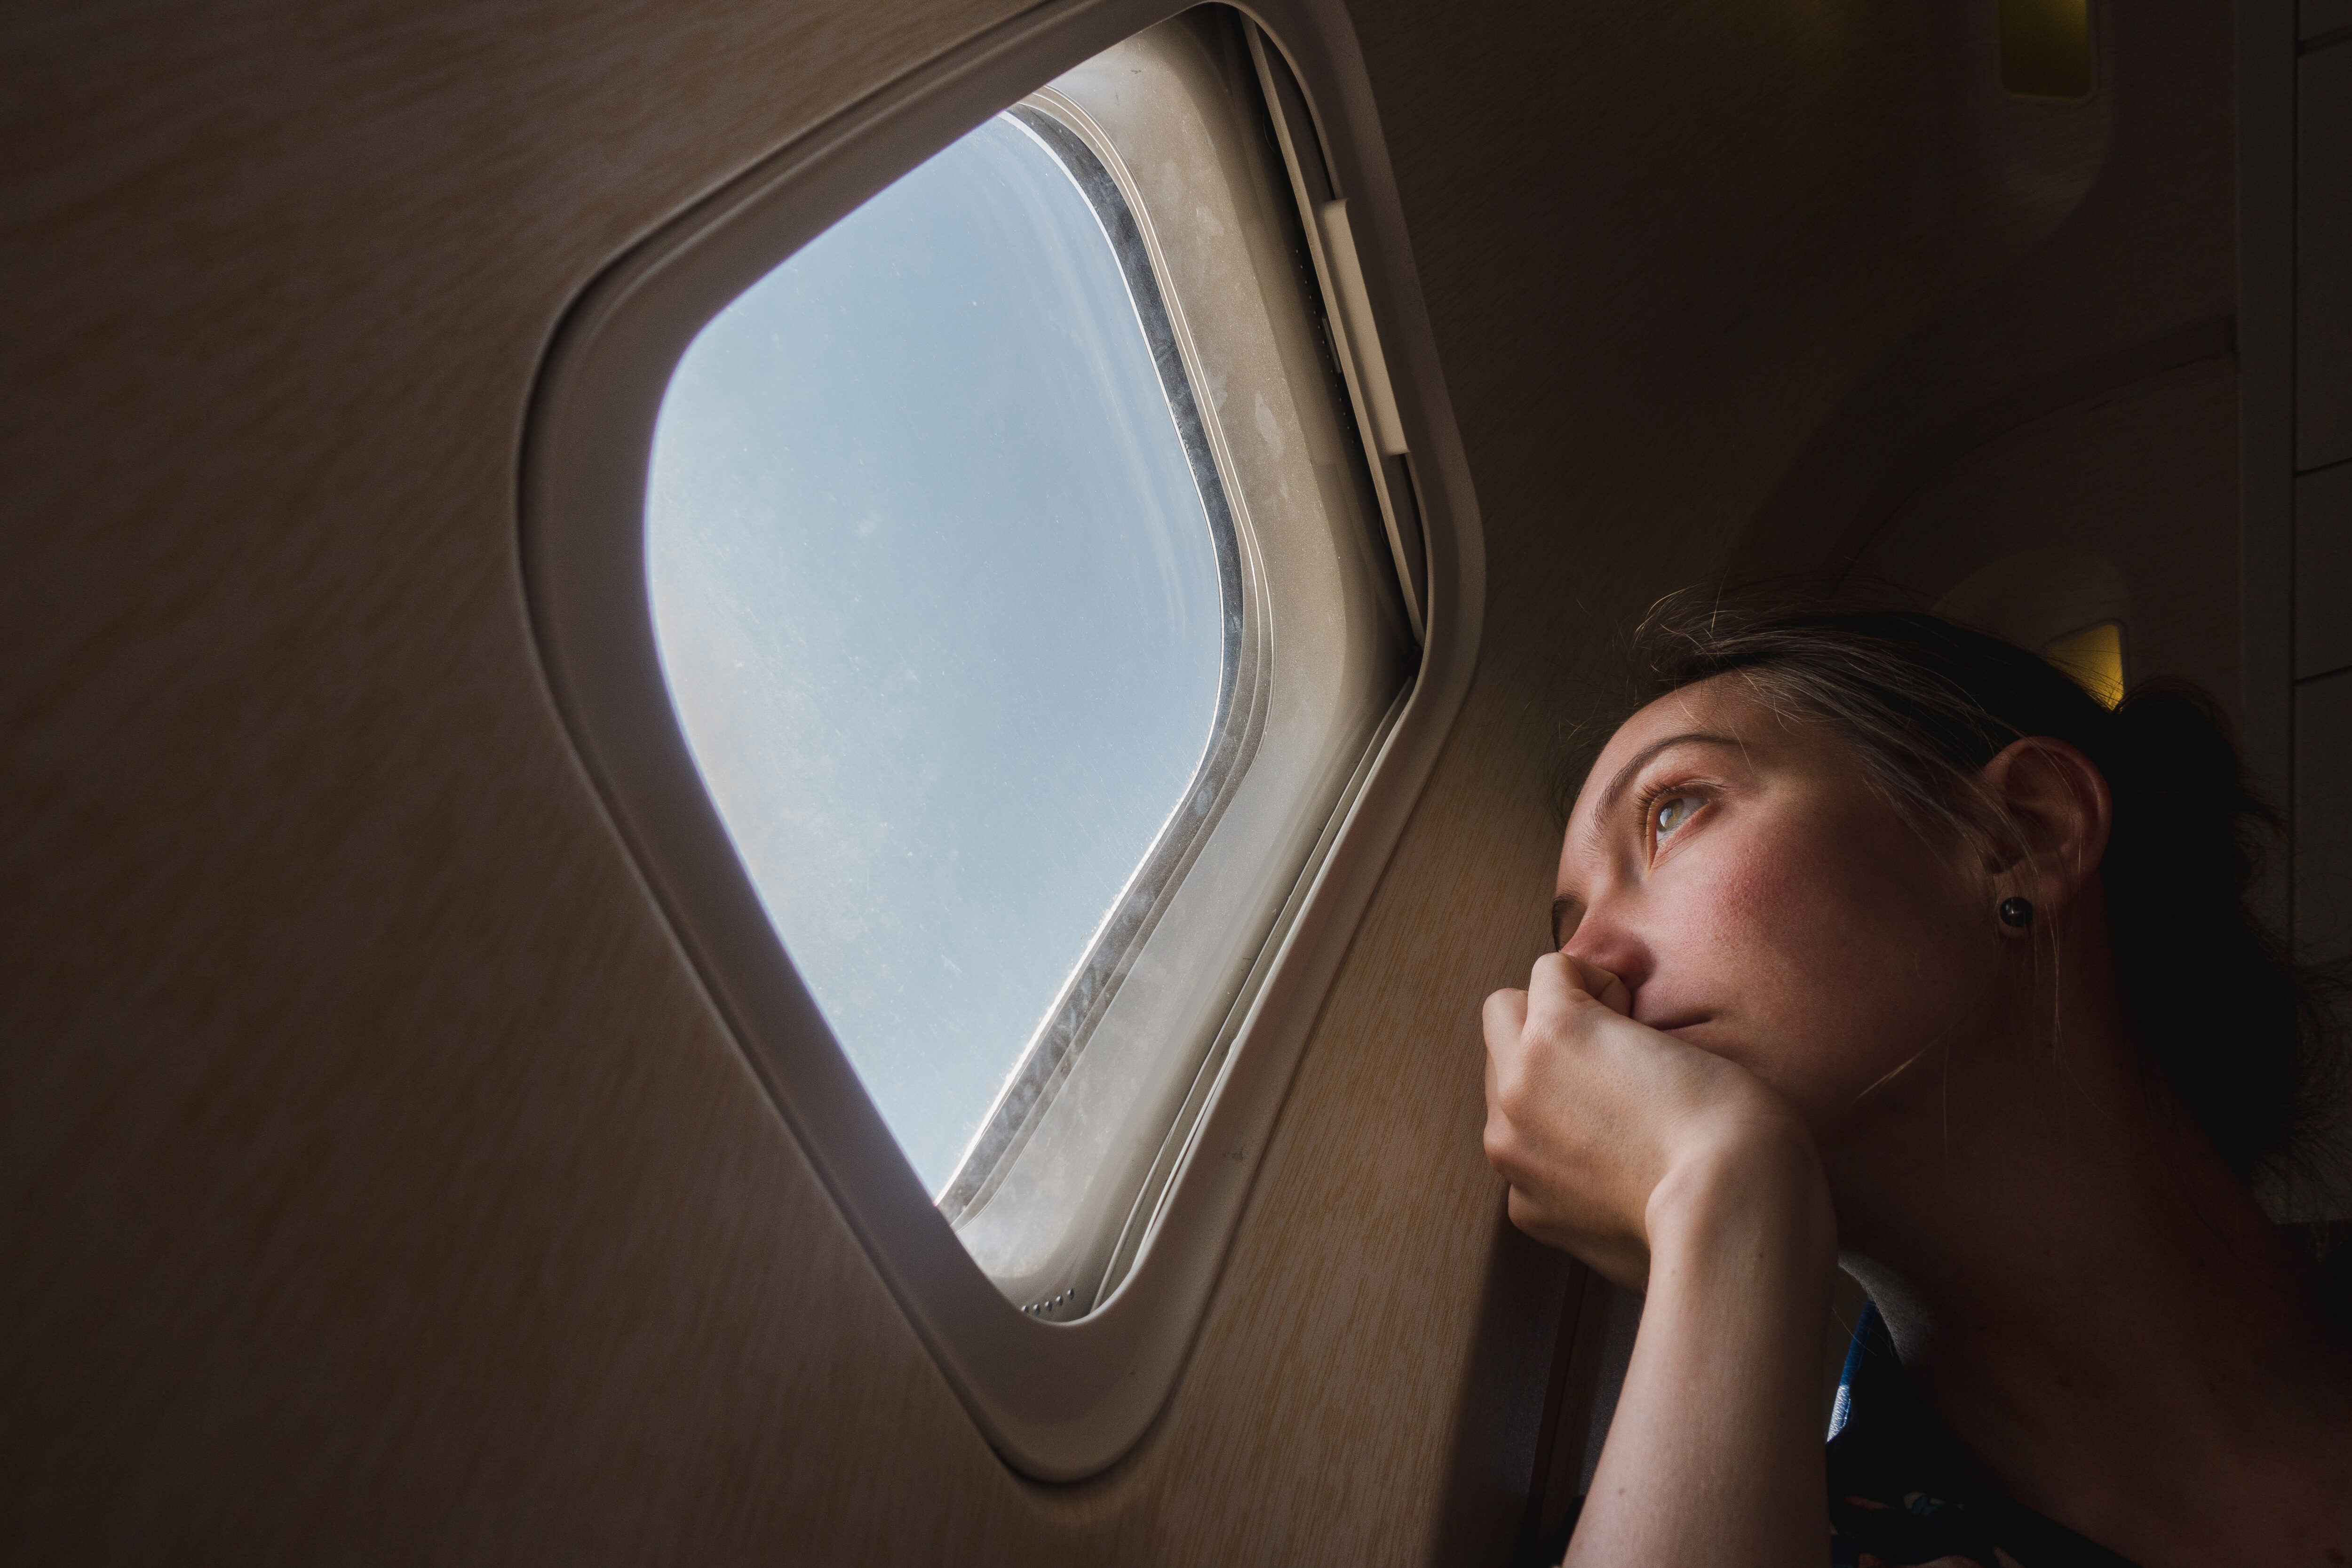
xmin=646 ymin=114 xmax=1225 ymax=1194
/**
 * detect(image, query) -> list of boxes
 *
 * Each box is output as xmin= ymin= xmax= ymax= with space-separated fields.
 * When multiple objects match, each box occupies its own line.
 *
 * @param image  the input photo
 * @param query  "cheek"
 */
xmin=1678 ymin=813 xmax=1978 ymax=1130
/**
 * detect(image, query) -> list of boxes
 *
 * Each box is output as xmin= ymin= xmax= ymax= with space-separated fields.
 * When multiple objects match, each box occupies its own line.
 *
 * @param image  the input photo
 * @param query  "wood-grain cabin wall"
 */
xmin=2 ymin=0 xmax=2236 ymax=1561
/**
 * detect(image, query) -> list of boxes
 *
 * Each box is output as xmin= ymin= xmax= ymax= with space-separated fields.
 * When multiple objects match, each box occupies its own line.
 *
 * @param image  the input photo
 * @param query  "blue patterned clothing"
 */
xmin=1824 ymin=1301 xmax=2138 ymax=1568
xmin=1545 ymin=1301 xmax=2143 ymax=1567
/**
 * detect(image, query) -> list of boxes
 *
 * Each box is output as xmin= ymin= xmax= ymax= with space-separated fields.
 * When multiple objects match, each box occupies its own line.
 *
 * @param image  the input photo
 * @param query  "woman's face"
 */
xmin=1555 ymin=674 xmax=1994 ymax=1149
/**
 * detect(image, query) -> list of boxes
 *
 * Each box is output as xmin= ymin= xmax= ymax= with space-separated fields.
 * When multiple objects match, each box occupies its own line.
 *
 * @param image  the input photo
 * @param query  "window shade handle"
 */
xmin=1314 ymin=198 xmax=1409 ymax=458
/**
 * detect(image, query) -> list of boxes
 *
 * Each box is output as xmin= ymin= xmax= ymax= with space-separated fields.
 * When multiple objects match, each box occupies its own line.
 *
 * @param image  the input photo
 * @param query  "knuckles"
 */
xmin=1480 ymin=966 xmax=1618 ymax=1198
xmin=1483 ymin=1055 xmax=1544 ymax=1133
xmin=1481 ymin=1119 xmax=1521 ymax=1179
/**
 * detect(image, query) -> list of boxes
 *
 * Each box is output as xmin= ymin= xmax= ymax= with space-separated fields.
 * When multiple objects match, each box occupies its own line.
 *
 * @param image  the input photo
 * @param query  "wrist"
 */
xmin=1582 ymin=1118 xmax=1837 ymax=1568
xmin=1645 ymin=1117 xmax=1836 ymax=1272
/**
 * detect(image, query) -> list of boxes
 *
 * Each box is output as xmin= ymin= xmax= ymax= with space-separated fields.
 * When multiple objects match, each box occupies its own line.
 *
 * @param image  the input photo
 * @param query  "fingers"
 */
xmin=1482 ymin=986 xmax=1529 ymax=1044
xmin=1571 ymin=955 xmax=1633 ymax=1015
xmin=1528 ymin=951 xmax=1631 ymax=1018
xmin=1588 ymin=963 xmax=1632 ymax=1016
xmin=1488 ymin=955 xmax=1625 ymax=1122
xmin=1484 ymin=987 xmax=1530 ymax=1120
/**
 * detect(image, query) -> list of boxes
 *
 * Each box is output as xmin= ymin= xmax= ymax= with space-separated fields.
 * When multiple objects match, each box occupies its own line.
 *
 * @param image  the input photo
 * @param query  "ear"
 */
xmin=1979 ymin=737 xmax=2113 ymax=923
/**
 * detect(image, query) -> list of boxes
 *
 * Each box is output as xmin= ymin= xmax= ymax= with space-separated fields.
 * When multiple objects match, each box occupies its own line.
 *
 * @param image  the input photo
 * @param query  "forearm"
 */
xmin=1566 ymin=1128 xmax=1838 ymax=1568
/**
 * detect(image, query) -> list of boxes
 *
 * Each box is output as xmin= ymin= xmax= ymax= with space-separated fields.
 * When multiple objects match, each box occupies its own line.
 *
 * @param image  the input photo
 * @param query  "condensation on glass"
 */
xmin=644 ymin=15 xmax=1414 ymax=1321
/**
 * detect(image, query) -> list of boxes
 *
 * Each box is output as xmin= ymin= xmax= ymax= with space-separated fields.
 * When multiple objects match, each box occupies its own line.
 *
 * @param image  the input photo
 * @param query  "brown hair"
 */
xmin=1616 ymin=597 xmax=2339 ymax=1187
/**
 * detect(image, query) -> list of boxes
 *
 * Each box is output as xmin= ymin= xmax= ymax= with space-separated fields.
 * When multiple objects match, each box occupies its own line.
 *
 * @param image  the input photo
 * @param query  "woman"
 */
xmin=1482 ymin=605 xmax=2351 ymax=1568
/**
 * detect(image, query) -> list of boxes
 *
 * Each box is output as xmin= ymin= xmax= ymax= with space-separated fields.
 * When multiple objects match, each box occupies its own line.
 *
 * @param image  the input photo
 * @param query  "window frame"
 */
xmin=928 ymin=23 xmax=1422 ymax=1330
xmin=927 ymin=94 xmax=1264 ymax=1238
xmin=521 ymin=0 xmax=1483 ymax=1481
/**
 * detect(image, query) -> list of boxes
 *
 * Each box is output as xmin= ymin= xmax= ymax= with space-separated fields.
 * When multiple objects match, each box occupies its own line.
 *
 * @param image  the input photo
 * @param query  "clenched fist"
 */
xmin=1482 ymin=952 xmax=1818 ymax=1291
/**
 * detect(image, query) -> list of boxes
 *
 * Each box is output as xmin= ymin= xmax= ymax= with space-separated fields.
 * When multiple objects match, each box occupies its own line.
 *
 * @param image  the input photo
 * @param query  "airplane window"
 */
xmin=646 ymin=112 xmax=1233 ymax=1196
xmin=527 ymin=5 xmax=1464 ymax=1467
xmin=620 ymin=15 xmax=1423 ymax=1331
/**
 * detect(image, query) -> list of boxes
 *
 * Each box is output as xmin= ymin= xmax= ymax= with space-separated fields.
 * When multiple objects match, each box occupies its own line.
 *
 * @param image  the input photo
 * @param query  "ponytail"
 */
xmin=2096 ymin=685 xmax=2308 ymax=1174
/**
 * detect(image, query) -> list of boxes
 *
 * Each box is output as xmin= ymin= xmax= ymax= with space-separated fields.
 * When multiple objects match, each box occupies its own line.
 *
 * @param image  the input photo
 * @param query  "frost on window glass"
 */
xmin=646 ymin=113 xmax=1227 ymax=1195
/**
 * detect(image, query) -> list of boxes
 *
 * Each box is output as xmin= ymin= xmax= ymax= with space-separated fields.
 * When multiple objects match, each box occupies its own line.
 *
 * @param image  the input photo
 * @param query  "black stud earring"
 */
xmin=1998 ymin=896 xmax=2034 ymax=928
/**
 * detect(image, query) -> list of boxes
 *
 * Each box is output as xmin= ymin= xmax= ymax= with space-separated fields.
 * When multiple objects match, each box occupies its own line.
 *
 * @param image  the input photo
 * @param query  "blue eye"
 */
xmin=1653 ymin=795 xmax=1697 ymax=836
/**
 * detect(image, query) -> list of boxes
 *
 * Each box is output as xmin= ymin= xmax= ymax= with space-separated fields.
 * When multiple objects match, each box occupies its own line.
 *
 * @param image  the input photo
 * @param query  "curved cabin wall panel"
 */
xmin=1371 ymin=0 xmax=2227 ymax=776
xmin=1735 ymin=0 xmax=2236 ymax=583
xmin=5 ymin=0 xmax=1059 ymax=1557
xmin=1853 ymin=357 xmax=2243 ymax=709
xmin=2 ymin=1 xmax=2248 ymax=1564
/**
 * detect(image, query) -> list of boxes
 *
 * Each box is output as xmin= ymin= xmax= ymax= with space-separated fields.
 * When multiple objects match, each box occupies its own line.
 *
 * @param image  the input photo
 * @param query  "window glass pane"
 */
xmin=646 ymin=113 xmax=1227 ymax=1194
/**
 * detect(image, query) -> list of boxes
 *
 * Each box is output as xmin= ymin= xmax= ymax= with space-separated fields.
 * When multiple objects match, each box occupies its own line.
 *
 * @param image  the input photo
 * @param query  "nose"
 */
xmin=1560 ymin=896 xmax=1653 ymax=1000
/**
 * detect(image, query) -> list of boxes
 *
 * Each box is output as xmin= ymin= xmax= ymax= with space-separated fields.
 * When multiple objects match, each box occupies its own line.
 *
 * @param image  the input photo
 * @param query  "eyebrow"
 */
xmin=1591 ymin=730 xmax=1741 ymax=819
xmin=1551 ymin=731 xmax=1740 ymax=948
